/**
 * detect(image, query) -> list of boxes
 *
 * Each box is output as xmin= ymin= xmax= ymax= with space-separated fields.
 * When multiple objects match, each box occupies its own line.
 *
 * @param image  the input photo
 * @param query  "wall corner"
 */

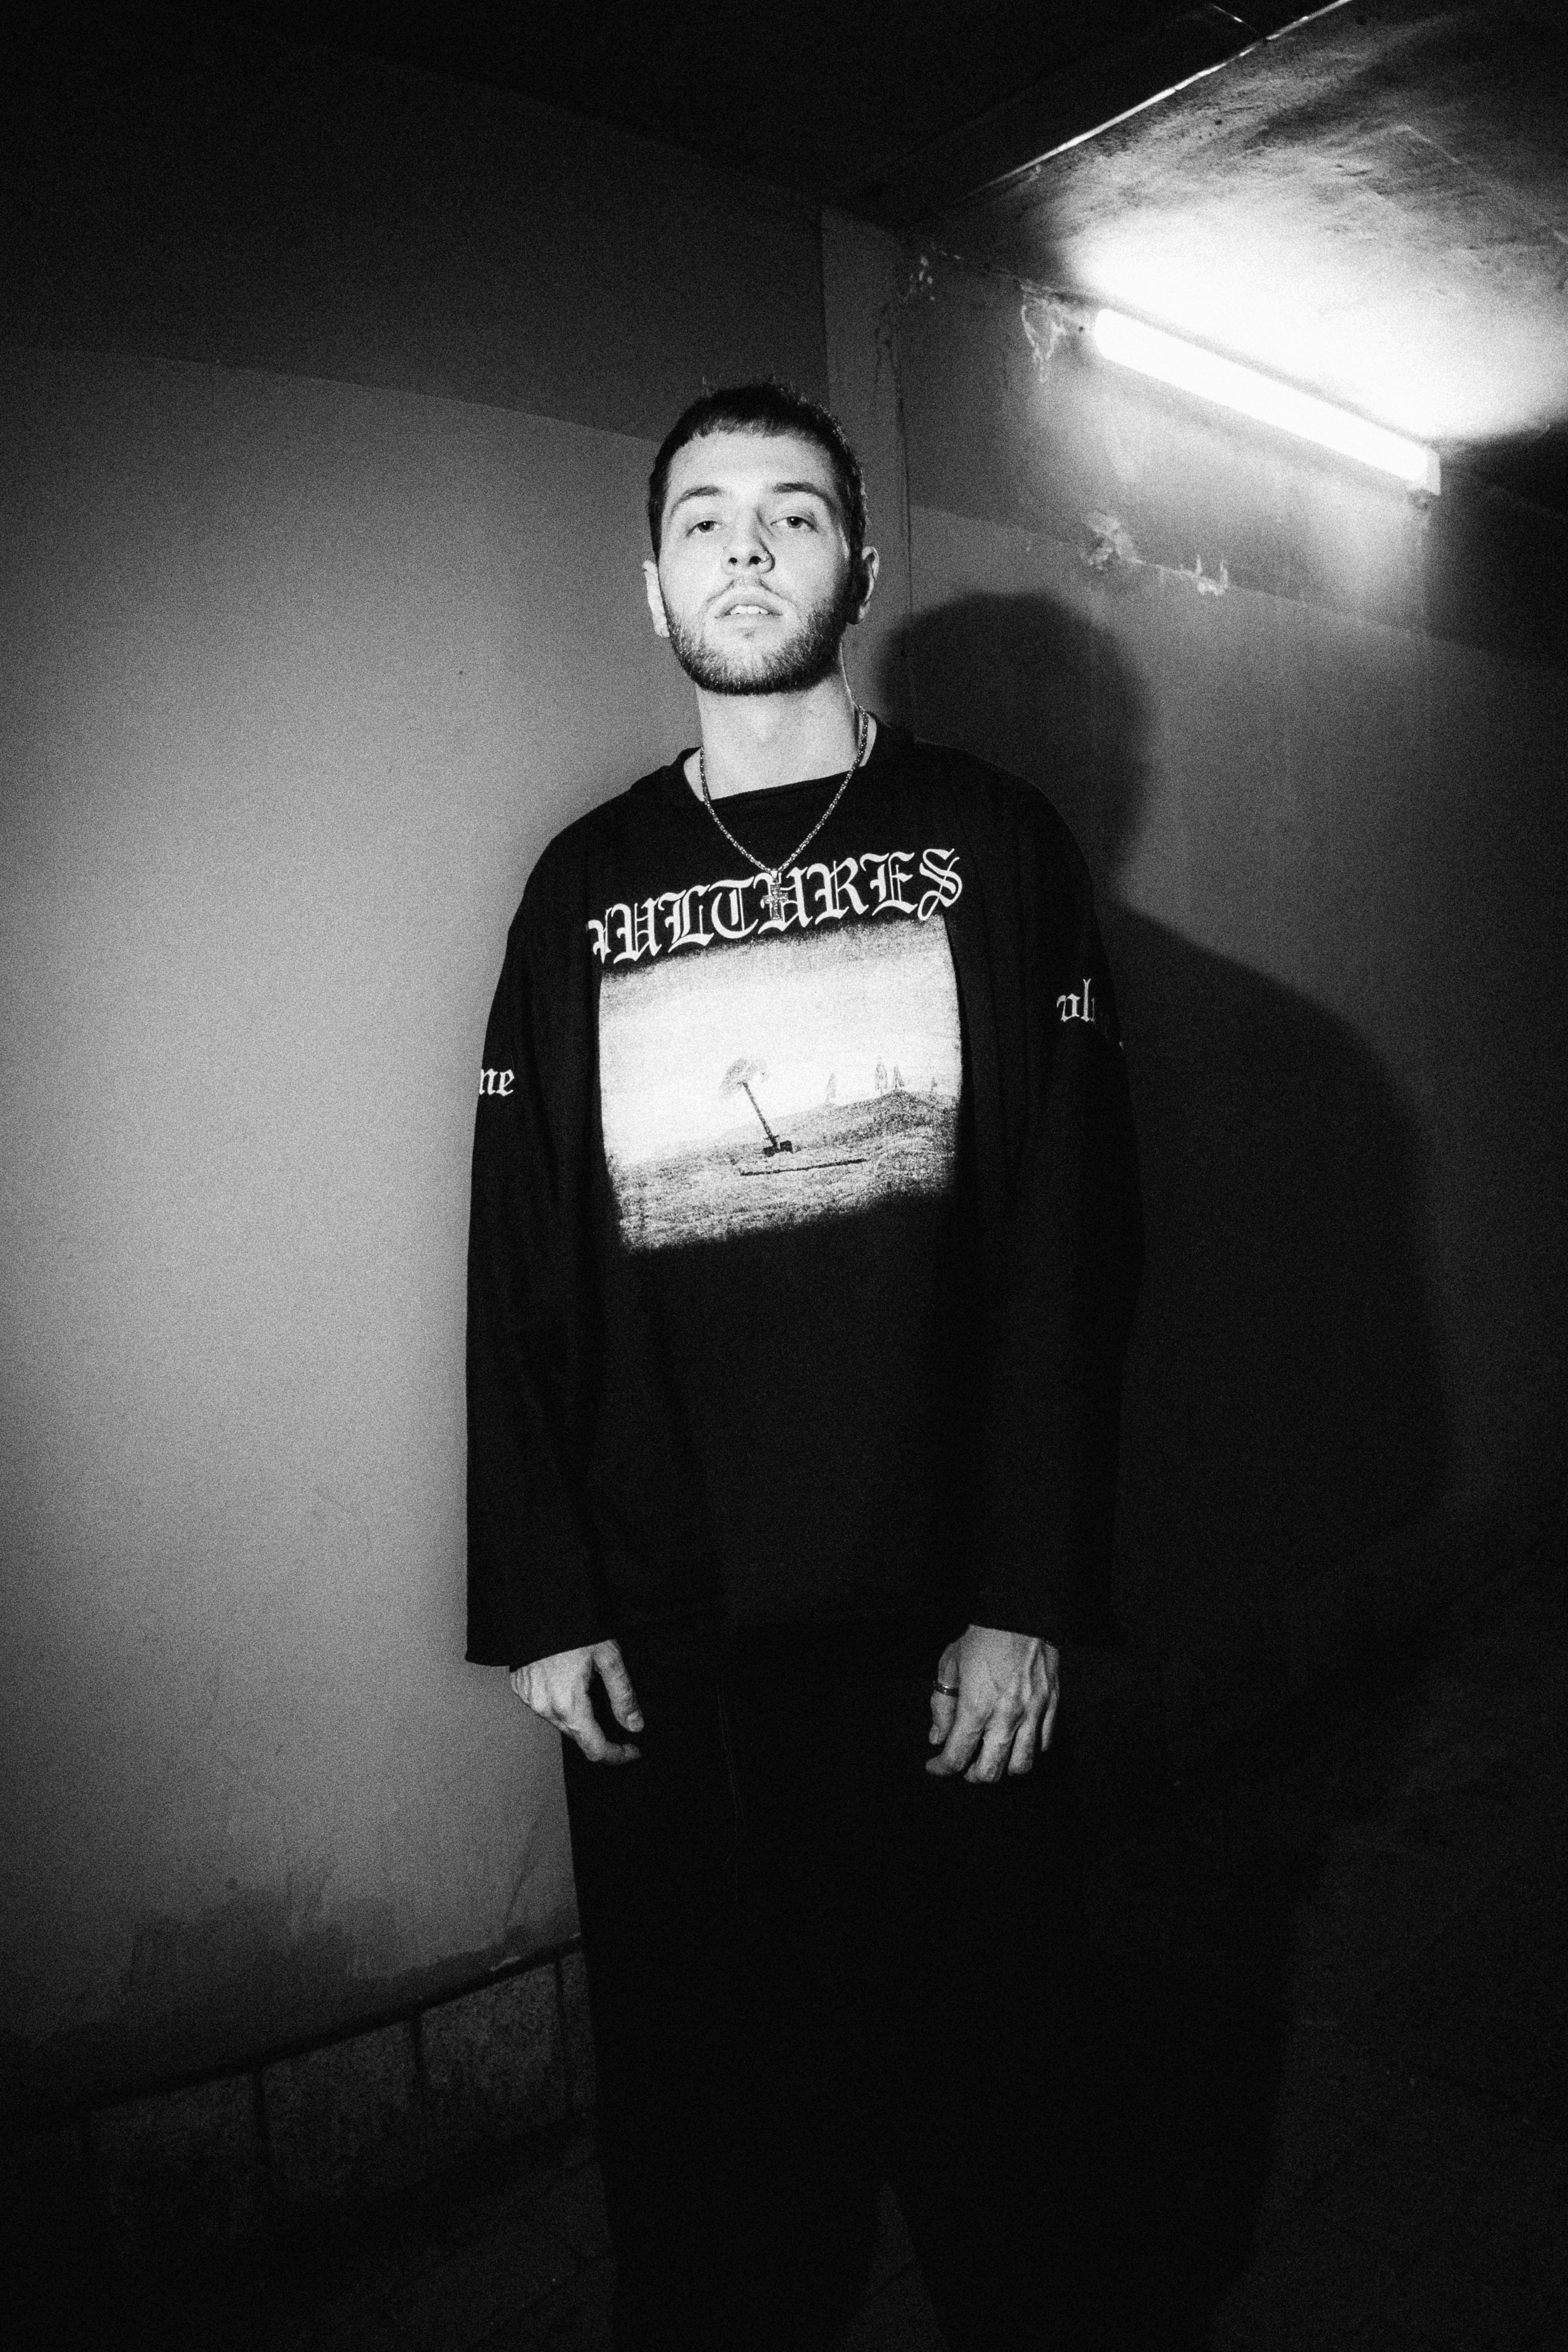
xmin=821 ymin=209 xmax=916 ymax=727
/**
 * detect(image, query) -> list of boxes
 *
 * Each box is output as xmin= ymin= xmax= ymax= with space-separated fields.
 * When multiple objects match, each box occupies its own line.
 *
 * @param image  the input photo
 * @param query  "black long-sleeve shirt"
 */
xmin=466 ymin=721 xmax=1141 ymax=1668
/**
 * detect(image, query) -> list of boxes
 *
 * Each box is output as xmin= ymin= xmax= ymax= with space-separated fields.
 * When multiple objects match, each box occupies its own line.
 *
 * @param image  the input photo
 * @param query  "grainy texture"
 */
xmin=13 ymin=1546 xmax=1561 ymax=2351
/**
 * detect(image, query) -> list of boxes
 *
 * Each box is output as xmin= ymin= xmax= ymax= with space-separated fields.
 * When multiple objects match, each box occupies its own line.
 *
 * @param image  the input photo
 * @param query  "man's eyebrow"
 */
xmin=666 ymin=479 xmax=838 ymax=515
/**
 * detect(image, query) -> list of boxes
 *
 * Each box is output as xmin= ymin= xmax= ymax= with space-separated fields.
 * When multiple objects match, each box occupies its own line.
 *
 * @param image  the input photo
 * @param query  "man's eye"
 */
xmin=687 ymin=518 xmax=718 ymax=534
xmin=778 ymin=513 xmax=816 ymax=530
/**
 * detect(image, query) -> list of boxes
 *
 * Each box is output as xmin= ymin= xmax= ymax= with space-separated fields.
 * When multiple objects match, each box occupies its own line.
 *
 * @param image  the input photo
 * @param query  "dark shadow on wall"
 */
xmin=884 ymin=591 xmax=1449 ymax=1646
xmin=879 ymin=591 xmax=1451 ymax=2336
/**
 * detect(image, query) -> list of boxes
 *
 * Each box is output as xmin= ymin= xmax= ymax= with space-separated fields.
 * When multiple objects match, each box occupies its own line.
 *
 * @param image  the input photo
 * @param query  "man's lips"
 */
xmin=713 ymin=594 xmax=785 ymax=619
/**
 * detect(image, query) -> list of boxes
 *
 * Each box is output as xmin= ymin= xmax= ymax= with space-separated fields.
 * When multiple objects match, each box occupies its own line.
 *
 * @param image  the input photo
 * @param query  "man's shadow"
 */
xmin=878 ymin=593 xmax=1450 ymax=2336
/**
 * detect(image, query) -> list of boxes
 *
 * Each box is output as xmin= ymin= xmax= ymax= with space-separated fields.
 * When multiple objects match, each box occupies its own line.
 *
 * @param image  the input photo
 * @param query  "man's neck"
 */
xmin=684 ymin=676 xmax=867 ymax=800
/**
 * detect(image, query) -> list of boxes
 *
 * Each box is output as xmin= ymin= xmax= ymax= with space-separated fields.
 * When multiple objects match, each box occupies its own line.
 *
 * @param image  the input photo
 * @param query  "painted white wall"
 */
xmin=0 ymin=350 xmax=694 ymax=2077
xmin=1 ymin=17 xmax=835 ymax=2104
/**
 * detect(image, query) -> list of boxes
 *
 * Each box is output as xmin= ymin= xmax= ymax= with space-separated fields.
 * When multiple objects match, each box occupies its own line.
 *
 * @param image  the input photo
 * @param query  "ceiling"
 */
xmin=109 ymin=4 xmax=1568 ymax=514
xmin=215 ymin=2 xmax=1207 ymax=203
xmin=918 ymin=2 xmax=1568 ymax=514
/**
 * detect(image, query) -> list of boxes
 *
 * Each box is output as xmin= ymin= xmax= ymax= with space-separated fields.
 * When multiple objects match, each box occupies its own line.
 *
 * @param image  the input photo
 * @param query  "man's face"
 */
xmin=644 ymin=430 xmax=874 ymax=696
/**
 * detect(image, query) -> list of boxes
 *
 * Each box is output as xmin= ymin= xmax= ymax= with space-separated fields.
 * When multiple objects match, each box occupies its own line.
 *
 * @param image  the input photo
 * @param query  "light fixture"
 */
xmin=1092 ymin=309 xmax=1441 ymax=494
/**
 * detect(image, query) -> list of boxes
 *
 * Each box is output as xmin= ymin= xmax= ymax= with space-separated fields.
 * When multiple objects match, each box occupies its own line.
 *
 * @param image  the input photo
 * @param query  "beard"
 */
xmin=664 ymin=572 xmax=860 ymax=696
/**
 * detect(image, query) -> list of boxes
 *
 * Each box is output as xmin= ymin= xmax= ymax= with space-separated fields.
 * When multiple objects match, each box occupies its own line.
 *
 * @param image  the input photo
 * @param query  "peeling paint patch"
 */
xmin=900 ymin=252 xmax=937 ymax=304
xmin=1021 ymin=295 xmax=1089 ymax=383
xmin=1183 ymin=553 xmax=1231 ymax=597
xmin=1021 ymin=304 xmax=1064 ymax=380
xmin=1082 ymin=511 xmax=1143 ymax=576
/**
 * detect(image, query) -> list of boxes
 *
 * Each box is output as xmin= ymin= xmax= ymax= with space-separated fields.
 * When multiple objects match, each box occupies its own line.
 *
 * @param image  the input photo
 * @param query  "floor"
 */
xmin=25 ymin=1551 xmax=1567 ymax=2348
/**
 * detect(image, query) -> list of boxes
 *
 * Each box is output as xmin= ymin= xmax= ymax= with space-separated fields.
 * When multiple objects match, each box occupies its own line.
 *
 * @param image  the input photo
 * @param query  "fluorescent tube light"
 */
xmin=1093 ymin=309 xmax=1441 ymax=494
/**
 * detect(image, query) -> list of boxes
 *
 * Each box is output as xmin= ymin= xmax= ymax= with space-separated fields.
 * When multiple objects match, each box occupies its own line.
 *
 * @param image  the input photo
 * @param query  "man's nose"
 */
xmin=724 ymin=515 xmax=771 ymax=567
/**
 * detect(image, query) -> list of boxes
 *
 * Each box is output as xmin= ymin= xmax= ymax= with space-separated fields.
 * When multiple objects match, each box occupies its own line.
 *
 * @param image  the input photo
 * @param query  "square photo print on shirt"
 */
xmin=598 ymin=918 xmax=962 ymax=1252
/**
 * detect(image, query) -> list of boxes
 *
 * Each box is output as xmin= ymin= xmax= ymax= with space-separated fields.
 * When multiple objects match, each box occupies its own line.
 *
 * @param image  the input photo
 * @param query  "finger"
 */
xmin=964 ymin=1710 xmax=1020 ymax=1785
xmin=929 ymin=1646 xmax=961 ymax=1744
xmin=1039 ymin=1674 xmax=1061 ymax=1755
xmin=1006 ymin=1712 xmax=1037 ymax=1776
xmin=557 ymin=1688 xmax=640 ymax=1766
xmin=566 ymin=1709 xmax=642 ymax=1765
xmin=926 ymin=1699 xmax=987 ymax=1777
xmin=595 ymin=1645 xmax=645 ymax=1734
xmin=510 ymin=1666 xmax=549 ymax=1715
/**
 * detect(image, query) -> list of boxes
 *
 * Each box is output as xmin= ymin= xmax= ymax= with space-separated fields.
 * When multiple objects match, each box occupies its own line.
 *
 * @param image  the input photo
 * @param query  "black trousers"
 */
xmin=562 ymin=1615 xmax=1102 ymax=2352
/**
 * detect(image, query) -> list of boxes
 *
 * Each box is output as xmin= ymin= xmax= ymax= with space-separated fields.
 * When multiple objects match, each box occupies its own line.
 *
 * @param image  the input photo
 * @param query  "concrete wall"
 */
xmin=0 ymin=23 xmax=829 ymax=2109
xmin=4 ymin=20 xmax=1563 ymax=2119
xmin=879 ymin=254 xmax=1568 ymax=1718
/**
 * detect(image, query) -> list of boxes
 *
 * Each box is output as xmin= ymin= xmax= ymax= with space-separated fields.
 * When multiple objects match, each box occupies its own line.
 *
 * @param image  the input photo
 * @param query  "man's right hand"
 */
xmin=510 ymin=1640 xmax=645 ymax=1764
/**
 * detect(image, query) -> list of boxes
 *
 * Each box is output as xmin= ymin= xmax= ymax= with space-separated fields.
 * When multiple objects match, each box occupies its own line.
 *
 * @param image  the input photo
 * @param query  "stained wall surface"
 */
xmin=0 ymin=28 xmax=828 ymax=2104
xmin=5 ymin=22 xmax=1564 ymax=2115
xmin=884 ymin=256 xmax=1568 ymax=1667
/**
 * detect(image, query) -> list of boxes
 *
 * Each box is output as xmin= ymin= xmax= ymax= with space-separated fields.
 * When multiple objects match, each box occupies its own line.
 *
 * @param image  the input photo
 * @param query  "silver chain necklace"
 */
xmin=696 ymin=707 xmax=870 ymax=924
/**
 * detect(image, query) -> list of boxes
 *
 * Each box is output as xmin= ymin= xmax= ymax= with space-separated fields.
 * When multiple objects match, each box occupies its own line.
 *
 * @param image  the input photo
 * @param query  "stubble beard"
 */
xmin=663 ymin=574 xmax=859 ymax=697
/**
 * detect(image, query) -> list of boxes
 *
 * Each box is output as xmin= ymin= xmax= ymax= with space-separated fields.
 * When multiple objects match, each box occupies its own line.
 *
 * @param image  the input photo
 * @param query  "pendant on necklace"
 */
xmin=763 ymin=871 xmax=785 ymax=922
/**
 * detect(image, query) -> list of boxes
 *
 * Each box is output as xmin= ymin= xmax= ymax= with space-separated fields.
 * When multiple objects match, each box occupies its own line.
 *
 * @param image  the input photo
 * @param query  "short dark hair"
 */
xmin=646 ymin=382 xmax=868 ymax=564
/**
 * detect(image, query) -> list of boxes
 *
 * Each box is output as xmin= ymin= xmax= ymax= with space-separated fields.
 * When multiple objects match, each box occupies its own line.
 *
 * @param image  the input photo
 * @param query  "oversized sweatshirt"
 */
xmin=465 ymin=720 xmax=1142 ymax=1669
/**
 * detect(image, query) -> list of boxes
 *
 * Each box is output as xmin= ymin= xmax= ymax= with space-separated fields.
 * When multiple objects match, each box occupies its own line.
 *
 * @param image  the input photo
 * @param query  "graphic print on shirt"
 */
xmin=598 ymin=915 xmax=962 ymax=1253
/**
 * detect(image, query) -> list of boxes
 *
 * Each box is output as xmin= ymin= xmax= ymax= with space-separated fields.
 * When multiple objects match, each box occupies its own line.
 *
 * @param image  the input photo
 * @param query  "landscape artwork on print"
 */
xmin=598 ymin=918 xmax=962 ymax=1252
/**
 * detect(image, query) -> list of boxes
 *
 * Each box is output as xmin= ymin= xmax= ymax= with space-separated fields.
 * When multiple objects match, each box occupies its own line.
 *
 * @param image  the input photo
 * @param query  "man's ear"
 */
xmin=642 ymin=558 xmax=670 ymax=639
xmin=847 ymin=545 xmax=880 ymax=627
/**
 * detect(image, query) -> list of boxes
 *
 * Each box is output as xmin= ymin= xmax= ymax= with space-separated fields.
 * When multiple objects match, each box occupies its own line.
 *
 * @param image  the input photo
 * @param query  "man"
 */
xmin=467 ymin=382 xmax=1141 ymax=2349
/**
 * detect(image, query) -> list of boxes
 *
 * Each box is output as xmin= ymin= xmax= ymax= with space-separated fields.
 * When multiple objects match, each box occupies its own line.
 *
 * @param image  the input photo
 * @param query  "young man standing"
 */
xmin=467 ymin=383 xmax=1141 ymax=2349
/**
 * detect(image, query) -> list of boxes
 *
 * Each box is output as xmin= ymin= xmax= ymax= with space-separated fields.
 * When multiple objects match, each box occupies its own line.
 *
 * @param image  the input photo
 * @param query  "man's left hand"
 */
xmin=926 ymin=1625 xmax=1059 ymax=1782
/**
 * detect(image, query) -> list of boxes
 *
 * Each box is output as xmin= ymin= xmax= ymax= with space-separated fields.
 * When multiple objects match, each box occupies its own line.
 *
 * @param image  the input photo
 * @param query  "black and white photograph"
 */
xmin=599 ymin=914 xmax=963 ymax=1252
xmin=4 ymin=5 xmax=1566 ymax=2350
